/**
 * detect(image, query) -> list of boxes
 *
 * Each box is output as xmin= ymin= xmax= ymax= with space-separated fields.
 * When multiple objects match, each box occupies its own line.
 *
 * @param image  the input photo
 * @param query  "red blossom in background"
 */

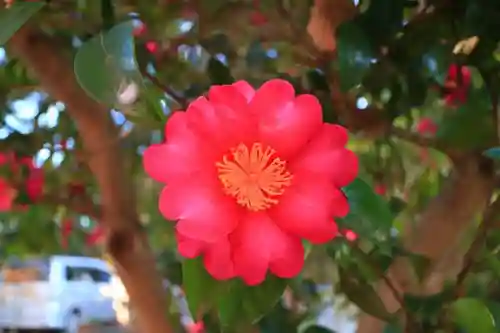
xmin=143 ymin=79 xmax=358 ymax=285
xmin=186 ymin=321 xmax=205 ymax=333
xmin=0 ymin=153 xmax=44 ymax=211
xmin=374 ymin=183 xmax=386 ymax=196
xmin=145 ymin=41 xmax=159 ymax=54
xmin=133 ymin=22 xmax=147 ymax=37
xmin=416 ymin=117 xmax=438 ymax=136
xmin=86 ymin=225 xmax=105 ymax=246
xmin=443 ymin=64 xmax=471 ymax=107
xmin=249 ymin=12 xmax=268 ymax=26
xmin=343 ymin=230 xmax=358 ymax=242
xmin=61 ymin=218 xmax=74 ymax=249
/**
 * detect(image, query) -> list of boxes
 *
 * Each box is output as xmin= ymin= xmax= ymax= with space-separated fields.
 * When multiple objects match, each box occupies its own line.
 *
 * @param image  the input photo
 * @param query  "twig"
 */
xmin=456 ymin=196 xmax=500 ymax=289
xmin=351 ymin=243 xmax=405 ymax=307
xmin=141 ymin=70 xmax=189 ymax=109
xmin=391 ymin=127 xmax=448 ymax=152
xmin=40 ymin=191 xmax=101 ymax=220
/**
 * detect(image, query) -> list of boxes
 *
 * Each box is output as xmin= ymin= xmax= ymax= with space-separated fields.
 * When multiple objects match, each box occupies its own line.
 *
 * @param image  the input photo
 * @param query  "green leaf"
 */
xmin=217 ymin=276 xmax=287 ymax=328
xmin=436 ymin=71 xmax=495 ymax=148
xmin=404 ymin=290 xmax=453 ymax=318
xmin=422 ymin=43 xmax=454 ymax=84
xmin=74 ymin=20 xmax=143 ymax=106
xmin=484 ymin=147 xmax=500 ymax=159
xmin=338 ymin=267 xmax=393 ymax=321
xmin=450 ymin=298 xmax=496 ymax=333
xmin=341 ymin=178 xmax=394 ymax=233
xmin=207 ymin=57 xmax=234 ymax=85
xmin=358 ymin=0 xmax=405 ymax=46
xmin=336 ymin=19 xmax=375 ymax=91
xmin=383 ymin=323 xmax=403 ymax=333
xmin=182 ymin=257 xmax=220 ymax=316
xmin=0 ymin=2 xmax=45 ymax=45
xmin=302 ymin=326 xmax=335 ymax=333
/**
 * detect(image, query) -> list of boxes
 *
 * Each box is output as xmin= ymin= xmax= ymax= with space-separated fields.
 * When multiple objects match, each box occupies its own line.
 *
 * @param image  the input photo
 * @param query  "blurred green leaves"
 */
xmin=450 ymin=298 xmax=496 ymax=333
xmin=74 ymin=20 xmax=143 ymax=106
xmin=0 ymin=1 xmax=45 ymax=45
xmin=336 ymin=20 xmax=374 ymax=92
xmin=182 ymin=258 xmax=287 ymax=329
xmin=341 ymin=178 xmax=394 ymax=235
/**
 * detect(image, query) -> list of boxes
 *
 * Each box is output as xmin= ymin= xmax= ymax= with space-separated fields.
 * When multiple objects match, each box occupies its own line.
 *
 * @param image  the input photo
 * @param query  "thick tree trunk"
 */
xmin=9 ymin=26 xmax=173 ymax=333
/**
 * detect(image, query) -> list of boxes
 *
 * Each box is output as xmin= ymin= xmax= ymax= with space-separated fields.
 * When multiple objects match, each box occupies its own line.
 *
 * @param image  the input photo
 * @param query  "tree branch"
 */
xmin=9 ymin=26 xmax=173 ymax=333
xmin=391 ymin=127 xmax=449 ymax=152
xmin=141 ymin=70 xmax=189 ymax=109
xmin=456 ymin=196 xmax=500 ymax=290
xmin=40 ymin=191 xmax=101 ymax=221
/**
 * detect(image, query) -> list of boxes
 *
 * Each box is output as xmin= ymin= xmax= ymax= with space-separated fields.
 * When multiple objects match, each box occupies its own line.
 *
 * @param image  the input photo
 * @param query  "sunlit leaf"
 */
xmin=217 ymin=276 xmax=287 ymax=328
xmin=450 ymin=298 xmax=496 ymax=333
xmin=0 ymin=2 xmax=45 ymax=45
xmin=182 ymin=257 xmax=220 ymax=316
xmin=74 ymin=21 xmax=143 ymax=106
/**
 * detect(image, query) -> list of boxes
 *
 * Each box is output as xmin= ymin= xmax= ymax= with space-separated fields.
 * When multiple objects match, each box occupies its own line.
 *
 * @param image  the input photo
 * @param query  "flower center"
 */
xmin=216 ymin=143 xmax=293 ymax=211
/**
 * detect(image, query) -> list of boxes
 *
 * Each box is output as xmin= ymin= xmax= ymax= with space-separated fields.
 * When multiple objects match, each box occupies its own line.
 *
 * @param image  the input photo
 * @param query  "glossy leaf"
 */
xmin=450 ymin=298 xmax=496 ymax=333
xmin=338 ymin=267 xmax=392 ymax=321
xmin=0 ymin=2 xmax=45 ymax=45
xmin=182 ymin=257 xmax=220 ymax=316
xmin=335 ymin=19 xmax=375 ymax=91
xmin=217 ymin=276 xmax=287 ymax=328
xmin=74 ymin=21 xmax=143 ymax=106
xmin=484 ymin=147 xmax=500 ymax=159
xmin=341 ymin=178 xmax=394 ymax=233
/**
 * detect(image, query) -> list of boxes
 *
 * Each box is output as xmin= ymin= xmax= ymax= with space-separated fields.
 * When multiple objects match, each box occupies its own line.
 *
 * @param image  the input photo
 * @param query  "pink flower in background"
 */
xmin=374 ymin=183 xmax=386 ymax=196
xmin=444 ymin=64 xmax=471 ymax=106
xmin=416 ymin=118 xmax=438 ymax=136
xmin=186 ymin=321 xmax=205 ymax=333
xmin=343 ymin=230 xmax=358 ymax=242
xmin=0 ymin=179 xmax=16 ymax=211
xmin=0 ymin=153 xmax=44 ymax=211
xmin=143 ymin=79 xmax=358 ymax=285
xmin=61 ymin=219 xmax=74 ymax=249
xmin=86 ymin=225 xmax=105 ymax=246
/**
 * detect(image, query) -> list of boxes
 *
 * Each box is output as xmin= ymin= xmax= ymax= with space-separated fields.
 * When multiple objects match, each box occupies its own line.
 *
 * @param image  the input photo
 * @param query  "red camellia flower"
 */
xmin=416 ymin=117 xmax=438 ymax=136
xmin=0 ymin=153 xmax=44 ymax=211
xmin=186 ymin=321 xmax=204 ymax=333
xmin=443 ymin=64 xmax=471 ymax=106
xmin=0 ymin=179 xmax=16 ymax=211
xmin=86 ymin=225 xmax=105 ymax=246
xmin=61 ymin=219 xmax=74 ymax=249
xmin=145 ymin=41 xmax=159 ymax=54
xmin=374 ymin=183 xmax=386 ymax=196
xmin=249 ymin=12 xmax=268 ymax=26
xmin=343 ymin=230 xmax=358 ymax=242
xmin=143 ymin=79 xmax=358 ymax=285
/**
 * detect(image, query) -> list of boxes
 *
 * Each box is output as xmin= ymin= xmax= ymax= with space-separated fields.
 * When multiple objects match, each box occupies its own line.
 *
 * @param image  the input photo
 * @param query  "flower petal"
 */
xmin=208 ymin=84 xmax=249 ymax=112
xmin=159 ymin=181 xmax=240 ymax=242
xmin=0 ymin=180 xmax=13 ymax=212
xmin=232 ymin=81 xmax=255 ymax=102
xmin=203 ymin=238 xmax=236 ymax=280
xmin=290 ymin=124 xmax=358 ymax=187
xmin=176 ymin=230 xmax=206 ymax=258
xmin=186 ymin=96 xmax=256 ymax=152
xmin=144 ymin=113 xmax=214 ymax=183
xmin=231 ymin=212 xmax=303 ymax=285
xmin=269 ymin=177 xmax=347 ymax=244
xmin=252 ymin=83 xmax=323 ymax=158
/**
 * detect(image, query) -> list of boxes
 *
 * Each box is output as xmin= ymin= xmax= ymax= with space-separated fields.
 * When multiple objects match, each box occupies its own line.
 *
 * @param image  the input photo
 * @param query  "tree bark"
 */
xmin=306 ymin=1 xmax=496 ymax=332
xmin=9 ymin=26 xmax=173 ymax=333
